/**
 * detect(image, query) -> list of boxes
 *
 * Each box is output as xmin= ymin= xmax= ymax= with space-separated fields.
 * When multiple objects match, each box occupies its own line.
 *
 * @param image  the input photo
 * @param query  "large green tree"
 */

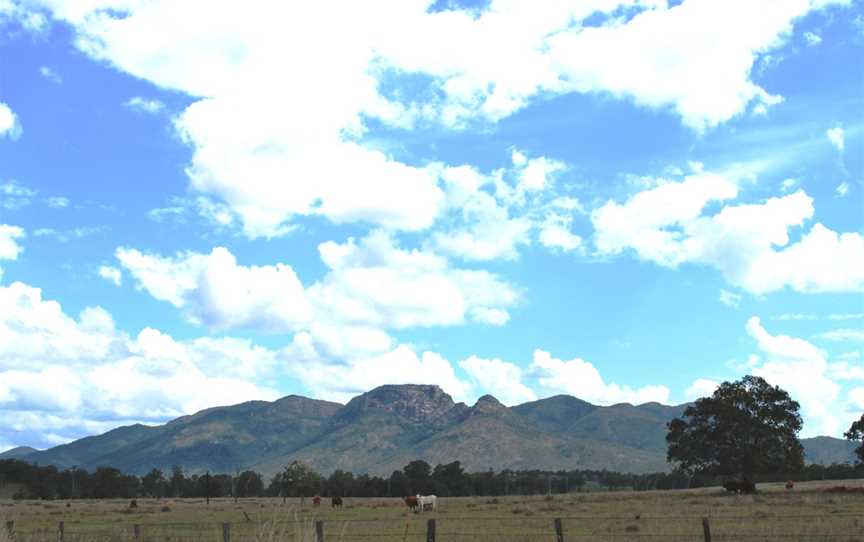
xmin=666 ymin=375 xmax=804 ymax=483
xmin=843 ymin=414 xmax=864 ymax=463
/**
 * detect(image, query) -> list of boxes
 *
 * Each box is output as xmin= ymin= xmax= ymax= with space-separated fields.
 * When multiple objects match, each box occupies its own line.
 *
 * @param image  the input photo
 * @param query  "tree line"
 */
xmin=1 ymin=457 xmax=862 ymax=501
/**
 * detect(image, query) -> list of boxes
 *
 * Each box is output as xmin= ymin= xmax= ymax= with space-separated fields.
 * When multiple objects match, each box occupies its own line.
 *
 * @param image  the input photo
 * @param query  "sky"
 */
xmin=0 ymin=0 xmax=862 ymax=452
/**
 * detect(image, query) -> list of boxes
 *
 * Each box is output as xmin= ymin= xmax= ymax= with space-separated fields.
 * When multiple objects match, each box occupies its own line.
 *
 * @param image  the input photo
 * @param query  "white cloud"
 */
xmin=124 ymin=96 xmax=165 ymax=114
xmin=0 ymin=102 xmax=22 ymax=140
xmin=284 ymin=337 xmax=471 ymax=404
xmin=116 ymin=246 xmax=312 ymax=331
xmin=592 ymin=172 xmax=864 ymax=294
xmin=803 ymin=31 xmax=823 ymax=46
xmin=310 ymin=231 xmax=517 ymax=329
xmin=39 ymin=66 xmax=62 ymax=84
xmin=827 ymin=125 xmax=845 ymax=152
xmin=835 ymin=182 xmax=849 ymax=197
xmin=98 ymin=265 xmax=122 ymax=286
xmin=685 ymin=378 xmax=719 ymax=400
xmin=531 ymin=349 xmax=670 ymax=405
xmin=0 ymin=181 xmax=36 ymax=209
xmin=459 ymin=355 xmax=537 ymax=405
xmin=0 ymin=225 xmax=24 ymax=261
xmin=116 ymin=231 xmax=517 ymax=334
xmin=539 ymin=213 xmax=583 ymax=253
xmin=46 ymin=196 xmax=70 ymax=208
xmin=781 ymin=178 xmax=799 ymax=192
xmin=24 ymin=0 xmax=846 ymax=237
xmin=745 ymin=316 xmax=843 ymax=437
xmin=816 ymin=329 xmax=864 ymax=342
xmin=0 ymin=281 xmax=280 ymax=437
xmin=719 ymin=289 xmax=742 ymax=309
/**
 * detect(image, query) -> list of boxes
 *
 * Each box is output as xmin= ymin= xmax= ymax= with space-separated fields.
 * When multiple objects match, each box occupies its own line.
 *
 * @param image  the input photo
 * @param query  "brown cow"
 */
xmin=312 ymin=495 xmax=321 ymax=507
xmin=404 ymin=495 xmax=419 ymax=512
xmin=785 ymin=480 xmax=794 ymax=490
xmin=331 ymin=496 xmax=343 ymax=509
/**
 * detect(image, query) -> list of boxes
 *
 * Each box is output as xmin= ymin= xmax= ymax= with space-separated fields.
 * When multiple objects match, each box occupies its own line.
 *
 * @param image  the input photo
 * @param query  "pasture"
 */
xmin=2 ymin=479 xmax=864 ymax=541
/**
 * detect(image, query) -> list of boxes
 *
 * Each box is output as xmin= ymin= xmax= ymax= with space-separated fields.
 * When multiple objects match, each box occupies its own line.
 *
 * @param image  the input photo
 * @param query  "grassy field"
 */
xmin=2 ymin=479 xmax=864 ymax=541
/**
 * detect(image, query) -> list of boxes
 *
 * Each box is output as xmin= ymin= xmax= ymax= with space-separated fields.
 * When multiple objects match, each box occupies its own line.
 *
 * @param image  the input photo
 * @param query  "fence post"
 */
xmin=5 ymin=521 xmax=13 ymax=541
xmin=554 ymin=518 xmax=564 ymax=542
xmin=133 ymin=524 xmax=141 ymax=542
xmin=58 ymin=521 xmax=64 ymax=542
xmin=315 ymin=520 xmax=324 ymax=542
xmin=222 ymin=522 xmax=231 ymax=542
xmin=426 ymin=518 xmax=436 ymax=542
xmin=702 ymin=517 xmax=712 ymax=542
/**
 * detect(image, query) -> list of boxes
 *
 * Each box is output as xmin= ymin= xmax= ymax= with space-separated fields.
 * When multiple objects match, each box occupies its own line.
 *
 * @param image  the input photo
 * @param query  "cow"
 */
xmin=417 ymin=494 xmax=437 ymax=512
xmin=785 ymin=480 xmax=794 ymax=490
xmin=404 ymin=495 xmax=419 ymax=512
xmin=723 ymin=479 xmax=756 ymax=494
xmin=331 ymin=496 xmax=343 ymax=509
xmin=312 ymin=496 xmax=321 ymax=507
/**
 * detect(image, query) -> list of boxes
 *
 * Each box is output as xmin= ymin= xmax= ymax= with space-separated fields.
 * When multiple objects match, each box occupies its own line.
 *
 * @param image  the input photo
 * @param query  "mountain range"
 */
xmin=5 ymin=385 xmax=856 ymax=477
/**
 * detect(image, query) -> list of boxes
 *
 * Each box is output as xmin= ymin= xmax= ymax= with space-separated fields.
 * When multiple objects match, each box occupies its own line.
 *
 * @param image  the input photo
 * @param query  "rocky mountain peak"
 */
xmin=338 ymin=384 xmax=458 ymax=425
xmin=471 ymin=394 xmax=507 ymax=415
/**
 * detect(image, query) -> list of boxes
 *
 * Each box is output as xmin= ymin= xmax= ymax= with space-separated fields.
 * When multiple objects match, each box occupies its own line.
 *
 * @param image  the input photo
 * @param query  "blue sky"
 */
xmin=0 ymin=0 xmax=862 ymax=451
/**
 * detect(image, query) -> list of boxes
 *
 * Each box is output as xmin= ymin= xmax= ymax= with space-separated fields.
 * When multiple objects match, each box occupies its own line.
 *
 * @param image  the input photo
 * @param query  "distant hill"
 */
xmin=0 ymin=446 xmax=39 ymax=459
xmin=13 ymin=385 xmax=857 ymax=477
xmin=802 ymin=436 xmax=857 ymax=465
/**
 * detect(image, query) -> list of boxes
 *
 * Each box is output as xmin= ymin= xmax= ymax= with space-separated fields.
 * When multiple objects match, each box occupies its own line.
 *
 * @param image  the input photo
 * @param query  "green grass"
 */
xmin=2 ymin=479 xmax=864 ymax=541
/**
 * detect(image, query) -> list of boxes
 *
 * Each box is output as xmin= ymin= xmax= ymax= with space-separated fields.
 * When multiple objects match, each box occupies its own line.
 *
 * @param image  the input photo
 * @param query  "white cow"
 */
xmin=416 ymin=494 xmax=437 ymax=512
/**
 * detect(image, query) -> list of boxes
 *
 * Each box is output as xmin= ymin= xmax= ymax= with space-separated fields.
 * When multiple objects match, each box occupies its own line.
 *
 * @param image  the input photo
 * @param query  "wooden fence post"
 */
xmin=4 ymin=521 xmax=13 ymax=541
xmin=58 ymin=521 xmax=64 ymax=542
xmin=702 ymin=517 xmax=712 ymax=542
xmin=133 ymin=524 xmax=141 ymax=542
xmin=553 ymin=518 xmax=564 ymax=542
xmin=426 ymin=518 xmax=436 ymax=542
xmin=222 ymin=522 xmax=231 ymax=542
xmin=315 ymin=520 xmax=324 ymax=542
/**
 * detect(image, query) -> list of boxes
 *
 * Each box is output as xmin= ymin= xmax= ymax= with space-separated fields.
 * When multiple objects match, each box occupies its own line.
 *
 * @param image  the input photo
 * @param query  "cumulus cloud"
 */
xmin=685 ymin=378 xmax=720 ymax=400
xmin=459 ymin=356 xmax=537 ymax=405
xmin=116 ymin=231 xmax=517 ymax=334
xmin=98 ymin=265 xmax=122 ymax=286
xmin=0 ymin=281 xmax=281 ymax=446
xmin=0 ymin=102 xmax=21 ymax=140
xmin=531 ymin=350 xmax=670 ymax=405
xmin=745 ymin=316 xmax=843 ymax=437
xmin=284 ymin=339 xmax=472 ymax=404
xmin=19 ymin=0 xmax=845 ymax=237
xmin=116 ymin=246 xmax=312 ymax=331
xmin=592 ymin=172 xmax=864 ymax=294
xmin=826 ymin=125 xmax=845 ymax=152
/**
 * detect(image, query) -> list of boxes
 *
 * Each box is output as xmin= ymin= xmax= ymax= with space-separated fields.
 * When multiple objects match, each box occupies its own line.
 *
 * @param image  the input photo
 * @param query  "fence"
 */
xmin=5 ymin=514 xmax=864 ymax=541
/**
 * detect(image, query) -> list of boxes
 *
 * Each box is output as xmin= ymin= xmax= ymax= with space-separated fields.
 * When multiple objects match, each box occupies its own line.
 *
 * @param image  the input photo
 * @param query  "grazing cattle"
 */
xmin=417 ymin=494 xmax=437 ymax=512
xmin=331 ymin=496 xmax=343 ymax=509
xmin=723 ymin=479 xmax=756 ymax=494
xmin=785 ymin=480 xmax=794 ymax=490
xmin=312 ymin=496 xmax=321 ymax=507
xmin=404 ymin=495 xmax=419 ymax=512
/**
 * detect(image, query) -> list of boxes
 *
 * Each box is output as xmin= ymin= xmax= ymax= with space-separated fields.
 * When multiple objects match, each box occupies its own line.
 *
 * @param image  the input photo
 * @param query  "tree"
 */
xmin=403 ymin=460 xmax=431 ymax=493
xmin=666 ymin=375 xmax=804 ymax=485
xmin=843 ymin=414 xmax=864 ymax=463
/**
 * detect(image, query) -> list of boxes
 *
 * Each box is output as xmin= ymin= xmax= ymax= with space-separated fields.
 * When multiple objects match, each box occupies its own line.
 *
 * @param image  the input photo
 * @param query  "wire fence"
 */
xmin=5 ymin=513 xmax=864 ymax=542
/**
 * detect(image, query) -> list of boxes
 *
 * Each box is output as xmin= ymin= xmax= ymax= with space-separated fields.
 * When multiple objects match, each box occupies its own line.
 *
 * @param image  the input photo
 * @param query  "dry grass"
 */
xmin=1 ymin=478 xmax=863 ymax=541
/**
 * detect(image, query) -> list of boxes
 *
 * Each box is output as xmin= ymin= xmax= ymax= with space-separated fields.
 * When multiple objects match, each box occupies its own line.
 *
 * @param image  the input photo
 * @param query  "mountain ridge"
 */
xmin=10 ymin=385 xmax=856 ymax=476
